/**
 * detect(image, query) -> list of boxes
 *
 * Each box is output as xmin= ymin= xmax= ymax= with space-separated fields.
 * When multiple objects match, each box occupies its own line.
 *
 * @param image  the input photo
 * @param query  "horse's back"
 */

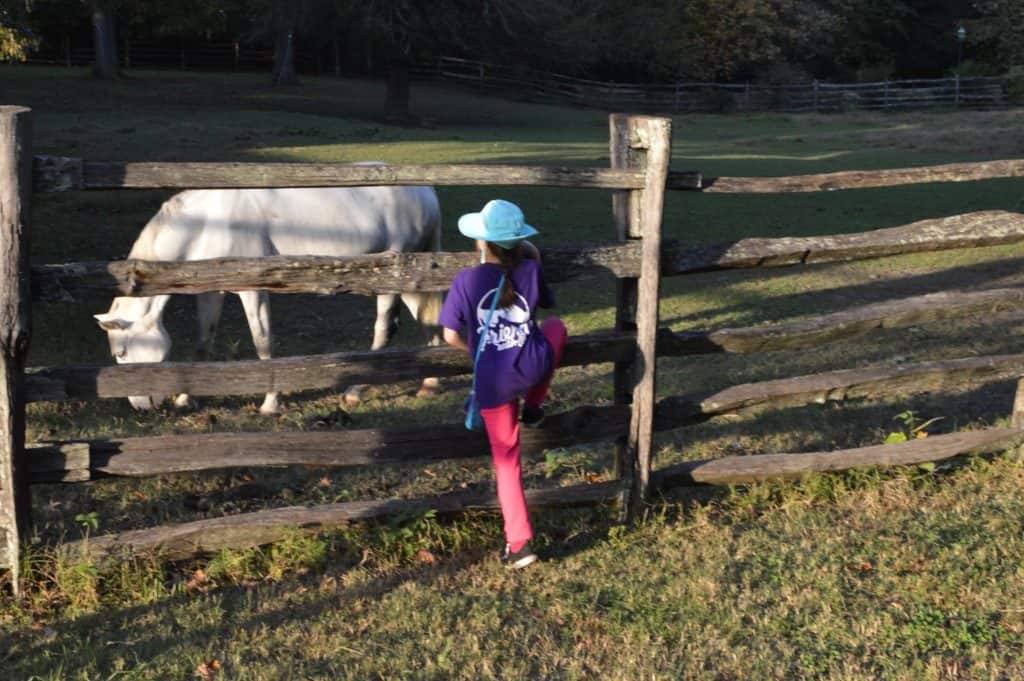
xmin=143 ymin=185 xmax=440 ymax=261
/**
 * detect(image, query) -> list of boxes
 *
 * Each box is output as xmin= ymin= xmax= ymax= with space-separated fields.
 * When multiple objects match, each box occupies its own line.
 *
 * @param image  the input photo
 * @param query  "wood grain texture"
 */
xmin=701 ymin=159 xmax=1024 ymax=193
xmin=653 ymin=428 xmax=1023 ymax=485
xmin=0 ymin=107 xmax=31 ymax=586
xmin=62 ymin=480 xmax=624 ymax=562
xmin=32 ymin=157 xmax=647 ymax=191
xmin=31 ymin=211 xmax=1024 ymax=301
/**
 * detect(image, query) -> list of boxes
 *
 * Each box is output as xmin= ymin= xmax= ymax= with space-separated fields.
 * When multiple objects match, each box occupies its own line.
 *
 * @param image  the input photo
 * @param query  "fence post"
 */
xmin=884 ymin=80 xmax=890 ymax=109
xmin=0 ymin=107 xmax=32 ymax=596
xmin=955 ymin=74 xmax=961 ymax=107
xmin=744 ymin=82 xmax=751 ymax=110
xmin=609 ymin=114 xmax=672 ymax=518
xmin=813 ymin=80 xmax=819 ymax=112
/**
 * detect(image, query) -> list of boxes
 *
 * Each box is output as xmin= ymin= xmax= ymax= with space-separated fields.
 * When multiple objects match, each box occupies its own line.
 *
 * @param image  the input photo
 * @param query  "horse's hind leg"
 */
xmin=238 ymin=290 xmax=280 ymax=415
xmin=175 ymin=291 xmax=226 ymax=410
xmin=401 ymin=292 xmax=444 ymax=398
xmin=344 ymin=294 xmax=400 ymax=406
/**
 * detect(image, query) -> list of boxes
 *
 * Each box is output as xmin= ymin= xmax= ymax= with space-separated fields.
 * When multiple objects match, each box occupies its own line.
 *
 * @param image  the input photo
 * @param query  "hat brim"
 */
xmin=457 ymin=212 xmax=539 ymax=246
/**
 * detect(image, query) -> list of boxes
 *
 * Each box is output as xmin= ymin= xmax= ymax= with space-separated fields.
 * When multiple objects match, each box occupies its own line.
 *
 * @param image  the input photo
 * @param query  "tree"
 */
xmin=0 ymin=3 xmax=38 ymax=62
xmin=87 ymin=0 xmax=119 ymax=78
xmin=971 ymin=0 xmax=1024 ymax=70
xmin=331 ymin=0 xmax=562 ymax=121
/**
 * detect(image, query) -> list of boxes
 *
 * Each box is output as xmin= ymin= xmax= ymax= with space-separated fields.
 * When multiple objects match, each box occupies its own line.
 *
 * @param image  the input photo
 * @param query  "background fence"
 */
xmin=4 ymin=108 xmax=1024 ymax=596
xmin=422 ymin=57 xmax=1009 ymax=113
xmin=23 ymin=42 xmax=1011 ymax=113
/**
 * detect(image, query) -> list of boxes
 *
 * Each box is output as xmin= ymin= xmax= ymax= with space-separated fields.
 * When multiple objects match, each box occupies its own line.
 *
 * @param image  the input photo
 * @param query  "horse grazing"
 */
xmin=94 ymin=183 xmax=443 ymax=414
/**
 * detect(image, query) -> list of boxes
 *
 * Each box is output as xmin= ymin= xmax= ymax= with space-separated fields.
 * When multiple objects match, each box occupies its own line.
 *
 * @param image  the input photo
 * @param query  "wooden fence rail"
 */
xmin=64 ymin=426 xmax=1024 ymax=563
xmin=32 ymin=157 xmax=660 ymax=192
xmin=25 ymin=284 xmax=1024 ymax=403
xmin=29 ymin=349 xmax=1024 ymax=484
xmin=30 ymin=211 xmax=1024 ymax=301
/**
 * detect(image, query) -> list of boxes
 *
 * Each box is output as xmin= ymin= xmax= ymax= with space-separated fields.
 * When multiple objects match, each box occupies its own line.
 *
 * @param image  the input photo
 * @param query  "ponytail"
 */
xmin=486 ymin=241 xmax=523 ymax=308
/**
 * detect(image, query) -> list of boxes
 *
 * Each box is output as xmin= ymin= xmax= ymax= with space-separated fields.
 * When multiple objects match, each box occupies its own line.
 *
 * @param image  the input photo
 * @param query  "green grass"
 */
xmin=4 ymin=65 xmax=1024 ymax=679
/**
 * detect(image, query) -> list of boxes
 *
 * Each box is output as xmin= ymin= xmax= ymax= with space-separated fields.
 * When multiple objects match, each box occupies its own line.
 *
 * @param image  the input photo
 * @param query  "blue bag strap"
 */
xmin=471 ymin=274 xmax=505 ymax=394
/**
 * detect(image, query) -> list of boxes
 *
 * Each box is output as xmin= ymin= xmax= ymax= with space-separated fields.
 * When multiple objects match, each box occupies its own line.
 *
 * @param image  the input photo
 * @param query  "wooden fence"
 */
xmin=4 ymin=107 xmax=1024 ymax=595
xmin=422 ymin=57 xmax=1009 ymax=113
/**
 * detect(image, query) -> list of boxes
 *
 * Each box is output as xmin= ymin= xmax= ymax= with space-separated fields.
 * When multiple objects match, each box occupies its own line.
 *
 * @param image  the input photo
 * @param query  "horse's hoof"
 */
xmin=173 ymin=394 xmax=197 ymax=410
xmin=342 ymin=386 xmax=363 ymax=407
xmin=415 ymin=385 xmax=440 ymax=398
xmin=258 ymin=394 xmax=282 ymax=416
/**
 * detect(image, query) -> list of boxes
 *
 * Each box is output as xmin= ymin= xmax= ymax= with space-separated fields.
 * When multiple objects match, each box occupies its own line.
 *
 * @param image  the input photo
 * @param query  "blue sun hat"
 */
xmin=458 ymin=199 xmax=539 ymax=249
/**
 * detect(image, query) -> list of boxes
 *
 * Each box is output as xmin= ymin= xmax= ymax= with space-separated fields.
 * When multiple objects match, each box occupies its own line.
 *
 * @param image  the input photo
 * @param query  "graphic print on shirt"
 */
xmin=476 ymin=287 xmax=532 ymax=352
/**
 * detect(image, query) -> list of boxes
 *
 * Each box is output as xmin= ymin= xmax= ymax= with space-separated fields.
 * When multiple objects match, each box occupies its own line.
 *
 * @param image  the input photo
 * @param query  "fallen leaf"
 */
xmin=132 ymin=490 xmax=147 ymax=501
xmin=417 ymin=549 xmax=438 ymax=565
xmin=318 ymin=476 xmax=332 ymax=488
xmin=916 ymin=431 xmax=929 ymax=439
xmin=195 ymin=659 xmax=221 ymax=680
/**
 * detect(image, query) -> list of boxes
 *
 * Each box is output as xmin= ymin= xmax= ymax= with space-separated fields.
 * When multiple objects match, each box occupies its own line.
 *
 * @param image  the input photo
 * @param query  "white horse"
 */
xmin=94 ymin=183 xmax=443 ymax=414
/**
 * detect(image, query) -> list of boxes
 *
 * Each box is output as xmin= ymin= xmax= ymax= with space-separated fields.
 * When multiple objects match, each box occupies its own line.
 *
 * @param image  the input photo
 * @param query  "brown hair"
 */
xmin=486 ymin=241 xmax=523 ymax=308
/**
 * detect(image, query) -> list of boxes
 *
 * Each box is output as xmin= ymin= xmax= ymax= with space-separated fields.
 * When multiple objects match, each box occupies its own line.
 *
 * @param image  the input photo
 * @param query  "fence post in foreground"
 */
xmin=955 ymin=74 xmax=961 ymax=107
xmin=0 ymin=107 xmax=32 ymax=596
xmin=1009 ymin=377 xmax=1024 ymax=461
xmin=813 ymin=80 xmax=819 ymax=112
xmin=609 ymin=114 xmax=672 ymax=518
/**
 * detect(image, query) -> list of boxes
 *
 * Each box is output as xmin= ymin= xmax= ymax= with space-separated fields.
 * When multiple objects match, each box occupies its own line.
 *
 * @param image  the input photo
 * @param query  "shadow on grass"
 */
xmin=3 ymin=503 xmax=625 ymax=677
xmin=661 ymin=254 xmax=1024 ymax=330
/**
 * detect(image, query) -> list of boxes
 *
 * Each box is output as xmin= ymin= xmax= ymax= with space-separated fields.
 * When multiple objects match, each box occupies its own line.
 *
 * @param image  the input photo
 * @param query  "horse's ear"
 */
xmin=94 ymin=314 xmax=131 ymax=331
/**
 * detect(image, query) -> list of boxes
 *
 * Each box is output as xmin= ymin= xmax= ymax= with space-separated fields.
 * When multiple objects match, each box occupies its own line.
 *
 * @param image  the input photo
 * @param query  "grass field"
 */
xmin=4 ymin=65 xmax=1024 ymax=679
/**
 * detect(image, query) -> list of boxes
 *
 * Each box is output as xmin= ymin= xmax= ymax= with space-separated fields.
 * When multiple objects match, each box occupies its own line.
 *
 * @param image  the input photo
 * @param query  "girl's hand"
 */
xmin=443 ymin=327 xmax=470 ymax=354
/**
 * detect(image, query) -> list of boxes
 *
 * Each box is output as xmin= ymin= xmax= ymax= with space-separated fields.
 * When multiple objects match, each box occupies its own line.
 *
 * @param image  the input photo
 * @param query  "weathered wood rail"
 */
xmin=30 ymin=211 xmax=1024 ymax=301
xmin=3 ymin=107 xmax=1024 ymax=583
xmin=25 ymin=285 xmax=1024 ymax=402
xmin=29 ymin=350 xmax=1024 ymax=483
xmin=65 ymin=426 xmax=1023 ymax=563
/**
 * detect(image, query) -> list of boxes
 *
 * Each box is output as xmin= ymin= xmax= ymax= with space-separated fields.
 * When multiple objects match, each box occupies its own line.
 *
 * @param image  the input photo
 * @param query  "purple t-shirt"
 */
xmin=440 ymin=260 xmax=556 ymax=408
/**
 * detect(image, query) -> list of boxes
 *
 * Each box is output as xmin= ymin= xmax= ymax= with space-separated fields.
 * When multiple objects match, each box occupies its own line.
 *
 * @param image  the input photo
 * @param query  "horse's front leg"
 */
xmin=238 ymin=290 xmax=280 ymax=415
xmin=343 ymin=294 xmax=400 ymax=406
xmin=175 ymin=291 xmax=226 ymax=410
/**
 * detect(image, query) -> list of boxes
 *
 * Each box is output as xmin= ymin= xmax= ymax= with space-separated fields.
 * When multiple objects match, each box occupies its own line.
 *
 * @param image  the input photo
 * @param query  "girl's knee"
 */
xmin=542 ymin=317 xmax=568 ymax=346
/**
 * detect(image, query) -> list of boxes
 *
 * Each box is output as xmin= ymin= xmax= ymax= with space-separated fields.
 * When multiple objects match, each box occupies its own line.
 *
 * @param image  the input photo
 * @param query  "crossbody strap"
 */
xmin=471 ymin=274 xmax=506 ymax=393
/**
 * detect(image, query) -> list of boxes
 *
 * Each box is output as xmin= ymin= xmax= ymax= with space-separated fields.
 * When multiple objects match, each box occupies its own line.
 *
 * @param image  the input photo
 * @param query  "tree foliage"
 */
xmin=11 ymin=0 xmax=1020 ymax=83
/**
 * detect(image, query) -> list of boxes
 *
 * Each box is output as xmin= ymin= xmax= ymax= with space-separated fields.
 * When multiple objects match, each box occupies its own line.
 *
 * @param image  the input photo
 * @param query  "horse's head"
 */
xmin=94 ymin=296 xmax=172 ymax=410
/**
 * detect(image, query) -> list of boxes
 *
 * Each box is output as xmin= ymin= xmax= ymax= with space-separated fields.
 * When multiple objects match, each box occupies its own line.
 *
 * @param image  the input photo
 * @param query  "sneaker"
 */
xmin=520 ymin=405 xmax=545 ymax=428
xmin=502 ymin=542 xmax=538 ymax=569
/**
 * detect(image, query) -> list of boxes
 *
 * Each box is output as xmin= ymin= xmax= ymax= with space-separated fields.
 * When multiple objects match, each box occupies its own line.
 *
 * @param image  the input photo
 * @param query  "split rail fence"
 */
xmin=4 ymin=106 xmax=1024 ymax=595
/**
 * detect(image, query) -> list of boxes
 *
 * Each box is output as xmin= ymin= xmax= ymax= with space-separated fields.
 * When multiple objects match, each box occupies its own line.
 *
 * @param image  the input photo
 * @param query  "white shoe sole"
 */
xmin=506 ymin=554 xmax=538 ymax=569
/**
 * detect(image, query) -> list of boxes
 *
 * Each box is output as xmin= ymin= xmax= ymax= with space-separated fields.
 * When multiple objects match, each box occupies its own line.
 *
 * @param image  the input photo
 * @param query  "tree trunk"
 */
xmin=272 ymin=29 xmax=299 ymax=86
xmin=385 ymin=57 xmax=411 ymax=121
xmin=91 ymin=6 xmax=119 ymax=79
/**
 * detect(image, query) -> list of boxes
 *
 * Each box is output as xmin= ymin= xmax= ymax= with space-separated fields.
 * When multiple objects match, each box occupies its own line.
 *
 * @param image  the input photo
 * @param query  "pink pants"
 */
xmin=480 ymin=317 xmax=568 ymax=548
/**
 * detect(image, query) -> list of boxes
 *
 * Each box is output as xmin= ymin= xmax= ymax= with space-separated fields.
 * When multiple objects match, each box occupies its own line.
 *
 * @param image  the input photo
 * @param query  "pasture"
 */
xmin=4 ymin=66 xmax=1024 ymax=679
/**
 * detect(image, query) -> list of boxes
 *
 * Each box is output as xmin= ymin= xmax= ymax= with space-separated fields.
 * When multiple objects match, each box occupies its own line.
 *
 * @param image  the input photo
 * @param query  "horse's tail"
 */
xmin=426 ymin=186 xmax=442 ymax=254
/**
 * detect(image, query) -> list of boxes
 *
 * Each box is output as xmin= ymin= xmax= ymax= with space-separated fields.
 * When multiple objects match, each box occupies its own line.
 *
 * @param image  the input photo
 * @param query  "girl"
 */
xmin=439 ymin=199 xmax=568 ymax=569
